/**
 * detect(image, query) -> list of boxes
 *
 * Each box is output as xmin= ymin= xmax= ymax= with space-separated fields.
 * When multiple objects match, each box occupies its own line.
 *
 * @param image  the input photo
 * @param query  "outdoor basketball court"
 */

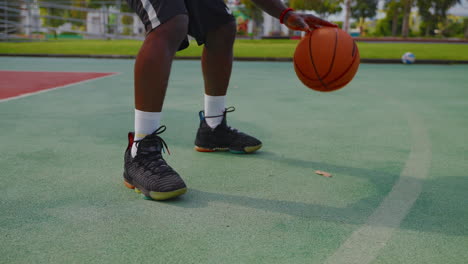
xmin=1 ymin=56 xmax=467 ymax=263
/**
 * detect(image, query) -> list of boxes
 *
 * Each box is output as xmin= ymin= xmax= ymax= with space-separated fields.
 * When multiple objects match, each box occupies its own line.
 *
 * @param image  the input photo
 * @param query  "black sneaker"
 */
xmin=123 ymin=126 xmax=187 ymax=200
xmin=194 ymin=107 xmax=262 ymax=154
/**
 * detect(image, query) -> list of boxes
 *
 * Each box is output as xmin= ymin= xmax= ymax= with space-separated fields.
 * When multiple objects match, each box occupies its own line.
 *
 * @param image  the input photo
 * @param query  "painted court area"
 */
xmin=0 ymin=57 xmax=467 ymax=263
xmin=0 ymin=70 xmax=115 ymax=101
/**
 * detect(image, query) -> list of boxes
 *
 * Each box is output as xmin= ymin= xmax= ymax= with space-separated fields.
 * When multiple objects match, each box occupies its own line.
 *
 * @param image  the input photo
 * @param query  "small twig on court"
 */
xmin=315 ymin=170 xmax=332 ymax=178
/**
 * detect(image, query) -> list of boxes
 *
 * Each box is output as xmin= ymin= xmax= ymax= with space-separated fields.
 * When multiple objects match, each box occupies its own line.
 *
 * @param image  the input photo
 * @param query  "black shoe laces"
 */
xmin=204 ymin=106 xmax=238 ymax=133
xmin=204 ymin=106 xmax=235 ymax=119
xmin=134 ymin=126 xmax=174 ymax=176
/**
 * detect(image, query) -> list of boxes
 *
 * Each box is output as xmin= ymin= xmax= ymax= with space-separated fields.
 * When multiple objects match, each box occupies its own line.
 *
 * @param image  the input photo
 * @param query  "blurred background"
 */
xmin=1 ymin=0 xmax=467 ymax=42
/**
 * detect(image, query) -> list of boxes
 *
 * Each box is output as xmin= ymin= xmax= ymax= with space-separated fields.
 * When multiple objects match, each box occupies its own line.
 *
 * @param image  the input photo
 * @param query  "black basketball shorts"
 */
xmin=126 ymin=0 xmax=235 ymax=50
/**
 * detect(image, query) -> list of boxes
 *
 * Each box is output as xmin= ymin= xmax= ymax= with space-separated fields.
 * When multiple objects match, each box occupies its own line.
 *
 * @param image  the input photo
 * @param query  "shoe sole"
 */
xmin=124 ymin=180 xmax=187 ymax=201
xmin=194 ymin=144 xmax=262 ymax=154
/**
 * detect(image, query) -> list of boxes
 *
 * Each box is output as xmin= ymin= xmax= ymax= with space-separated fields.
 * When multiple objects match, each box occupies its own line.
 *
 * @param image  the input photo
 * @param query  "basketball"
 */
xmin=293 ymin=27 xmax=360 ymax=92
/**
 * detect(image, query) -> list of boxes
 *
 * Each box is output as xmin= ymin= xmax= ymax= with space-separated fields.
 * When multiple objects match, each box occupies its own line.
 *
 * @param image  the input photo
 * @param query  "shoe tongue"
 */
xmin=137 ymin=135 xmax=162 ymax=153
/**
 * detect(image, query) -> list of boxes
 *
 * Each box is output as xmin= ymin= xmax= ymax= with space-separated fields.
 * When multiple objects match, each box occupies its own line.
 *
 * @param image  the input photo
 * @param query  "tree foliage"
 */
xmin=315 ymin=0 xmax=343 ymax=18
xmin=239 ymin=0 xmax=264 ymax=37
xmin=384 ymin=0 xmax=404 ymax=36
xmin=289 ymin=0 xmax=343 ymax=18
xmin=350 ymin=0 xmax=378 ymax=22
xmin=416 ymin=0 xmax=461 ymax=36
xmin=289 ymin=0 xmax=321 ymax=11
xmin=374 ymin=0 xmax=403 ymax=36
xmin=239 ymin=0 xmax=263 ymax=23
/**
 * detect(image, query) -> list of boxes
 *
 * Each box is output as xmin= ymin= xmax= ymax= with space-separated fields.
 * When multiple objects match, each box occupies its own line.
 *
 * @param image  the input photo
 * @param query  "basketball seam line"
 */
xmin=308 ymin=32 xmax=329 ymax=90
xmin=294 ymin=61 xmax=320 ymax=84
xmin=295 ymin=50 xmax=359 ymax=90
xmin=294 ymin=61 xmax=320 ymax=85
xmin=321 ymin=28 xmax=339 ymax=81
xmin=352 ymin=41 xmax=357 ymax=57
xmin=326 ymin=51 xmax=360 ymax=87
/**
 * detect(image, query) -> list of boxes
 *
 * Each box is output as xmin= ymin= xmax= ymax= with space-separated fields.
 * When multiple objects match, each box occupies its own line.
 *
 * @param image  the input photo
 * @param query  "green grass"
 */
xmin=1 ymin=39 xmax=468 ymax=60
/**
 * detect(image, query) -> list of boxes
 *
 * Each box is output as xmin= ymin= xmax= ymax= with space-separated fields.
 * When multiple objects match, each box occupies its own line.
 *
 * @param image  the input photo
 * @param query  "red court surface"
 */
xmin=0 ymin=70 xmax=116 ymax=100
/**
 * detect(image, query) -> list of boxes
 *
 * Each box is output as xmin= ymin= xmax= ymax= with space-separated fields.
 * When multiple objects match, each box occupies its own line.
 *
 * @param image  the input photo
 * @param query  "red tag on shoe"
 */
xmin=127 ymin=132 xmax=134 ymax=151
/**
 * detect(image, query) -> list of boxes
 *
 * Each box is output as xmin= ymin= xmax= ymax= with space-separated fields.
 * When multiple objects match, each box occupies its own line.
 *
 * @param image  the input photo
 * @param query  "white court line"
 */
xmin=325 ymin=103 xmax=432 ymax=264
xmin=0 ymin=72 xmax=120 ymax=103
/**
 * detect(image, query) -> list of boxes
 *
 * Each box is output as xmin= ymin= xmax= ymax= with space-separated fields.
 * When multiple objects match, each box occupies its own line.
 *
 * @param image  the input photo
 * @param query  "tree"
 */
xmin=400 ymin=0 xmax=414 ymax=37
xmin=289 ymin=0 xmax=343 ymax=18
xmin=289 ymin=0 xmax=321 ymax=11
xmin=465 ymin=18 xmax=468 ymax=39
xmin=343 ymin=0 xmax=351 ymax=32
xmin=373 ymin=0 xmax=403 ymax=37
xmin=417 ymin=0 xmax=435 ymax=36
xmin=384 ymin=0 xmax=403 ymax=36
xmin=350 ymin=0 xmax=378 ymax=22
xmin=70 ymin=0 xmax=87 ymax=27
xmin=314 ymin=0 xmax=343 ymax=19
xmin=239 ymin=0 xmax=263 ymax=38
xmin=416 ymin=0 xmax=461 ymax=37
xmin=350 ymin=0 xmax=378 ymax=35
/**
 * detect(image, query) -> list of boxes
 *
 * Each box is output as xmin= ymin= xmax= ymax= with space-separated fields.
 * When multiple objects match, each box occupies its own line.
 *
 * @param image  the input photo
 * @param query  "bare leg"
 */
xmin=134 ymin=14 xmax=189 ymax=112
xmin=195 ymin=22 xmax=262 ymax=154
xmin=201 ymin=21 xmax=237 ymax=96
xmin=125 ymin=15 xmax=189 ymax=201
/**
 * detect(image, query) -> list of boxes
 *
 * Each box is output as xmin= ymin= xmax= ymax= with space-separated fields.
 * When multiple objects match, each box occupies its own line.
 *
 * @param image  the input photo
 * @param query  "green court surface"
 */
xmin=1 ymin=57 xmax=467 ymax=264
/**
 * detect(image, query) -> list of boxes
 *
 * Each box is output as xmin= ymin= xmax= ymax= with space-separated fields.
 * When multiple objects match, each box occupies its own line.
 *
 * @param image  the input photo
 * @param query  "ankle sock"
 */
xmin=204 ymin=94 xmax=225 ymax=128
xmin=132 ymin=109 xmax=161 ymax=157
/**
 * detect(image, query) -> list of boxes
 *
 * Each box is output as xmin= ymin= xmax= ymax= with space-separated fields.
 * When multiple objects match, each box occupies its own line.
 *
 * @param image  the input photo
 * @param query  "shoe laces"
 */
xmin=203 ymin=106 xmax=238 ymax=133
xmin=224 ymin=106 xmax=236 ymax=114
xmin=203 ymin=106 xmax=235 ymax=119
xmin=134 ymin=126 xmax=174 ymax=175
xmin=222 ymin=107 xmax=238 ymax=133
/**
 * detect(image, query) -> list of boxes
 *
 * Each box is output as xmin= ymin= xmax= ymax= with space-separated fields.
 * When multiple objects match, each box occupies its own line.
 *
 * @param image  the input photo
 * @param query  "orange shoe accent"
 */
xmin=194 ymin=146 xmax=216 ymax=152
xmin=124 ymin=181 xmax=135 ymax=189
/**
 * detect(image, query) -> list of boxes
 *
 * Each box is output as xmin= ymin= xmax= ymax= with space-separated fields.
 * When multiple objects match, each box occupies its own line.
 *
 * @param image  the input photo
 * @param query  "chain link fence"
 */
xmin=0 ymin=0 xmax=145 ymax=41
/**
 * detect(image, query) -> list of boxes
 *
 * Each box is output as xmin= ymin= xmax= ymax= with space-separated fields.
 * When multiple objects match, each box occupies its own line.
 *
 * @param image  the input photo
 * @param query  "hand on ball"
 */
xmin=284 ymin=12 xmax=337 ymax=32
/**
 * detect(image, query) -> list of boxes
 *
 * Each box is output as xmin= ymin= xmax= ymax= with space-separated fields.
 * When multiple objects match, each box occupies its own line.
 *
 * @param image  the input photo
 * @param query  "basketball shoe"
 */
xmin=194 ymin=107 xmax=262 ymax=154
xmin=123 ymin=126 xmax=187 ymax=200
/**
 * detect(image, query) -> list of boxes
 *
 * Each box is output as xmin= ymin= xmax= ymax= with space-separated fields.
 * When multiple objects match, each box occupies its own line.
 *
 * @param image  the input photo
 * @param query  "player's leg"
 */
xmin=201 ymin=21 xmax=236 ymax=128
xmin=132 ymin=14 xmax=188 ymax=153
xmin=134 ymin=14 xmax=188 ymax=113
xmin=191 ymin=2 xmax=262 ymax=153
xmin=124 ymin=0 xmax=189 ymax=200
xmin=202 ymin=21 xmax=236 ymax=96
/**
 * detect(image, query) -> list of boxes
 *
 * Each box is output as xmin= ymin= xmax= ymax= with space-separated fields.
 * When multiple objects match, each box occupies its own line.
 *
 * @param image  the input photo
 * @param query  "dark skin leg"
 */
xmin=202 ymin=21 xmax=237 ymax=96
xmin=134 ymin=14 xmax=189 ymax=112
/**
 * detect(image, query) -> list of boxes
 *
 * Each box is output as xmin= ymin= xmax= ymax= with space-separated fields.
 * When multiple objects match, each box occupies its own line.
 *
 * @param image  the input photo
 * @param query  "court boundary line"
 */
xmin=0 ymin=71 xmax=120 ymax=103
xmin=325 ymin=99 xmax=432 ymax=264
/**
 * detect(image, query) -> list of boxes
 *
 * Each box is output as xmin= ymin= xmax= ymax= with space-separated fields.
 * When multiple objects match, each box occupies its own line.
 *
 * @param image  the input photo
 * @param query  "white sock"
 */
xmin=204 ymin=94 xmax=226 ymax=128
xmin=131 ymin=109 xmax=162 ymax=157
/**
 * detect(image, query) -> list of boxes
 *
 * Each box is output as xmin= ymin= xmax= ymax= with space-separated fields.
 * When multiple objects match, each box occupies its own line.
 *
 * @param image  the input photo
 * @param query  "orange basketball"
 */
xmin=293 ymin=27 xmax=360 ymax=92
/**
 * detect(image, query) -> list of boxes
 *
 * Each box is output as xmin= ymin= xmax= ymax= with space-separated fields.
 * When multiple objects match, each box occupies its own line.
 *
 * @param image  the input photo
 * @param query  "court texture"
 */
xmin=1 ymin=56 xmax=467 ymax=264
